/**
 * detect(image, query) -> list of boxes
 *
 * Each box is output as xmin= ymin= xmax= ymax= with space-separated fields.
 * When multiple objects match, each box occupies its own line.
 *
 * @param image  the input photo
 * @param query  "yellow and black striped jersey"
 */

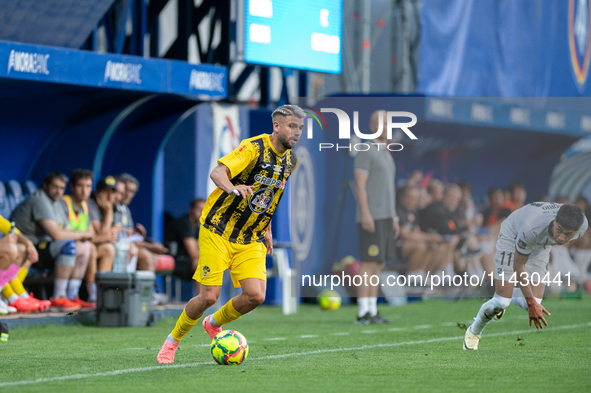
xmin=200 ymin=133 xmax=298 ymax=245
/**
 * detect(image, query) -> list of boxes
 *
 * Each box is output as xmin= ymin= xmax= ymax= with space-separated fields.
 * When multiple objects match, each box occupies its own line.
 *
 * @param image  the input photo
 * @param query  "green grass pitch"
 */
xmin=1 ymin=297 xmax=590 ymax=392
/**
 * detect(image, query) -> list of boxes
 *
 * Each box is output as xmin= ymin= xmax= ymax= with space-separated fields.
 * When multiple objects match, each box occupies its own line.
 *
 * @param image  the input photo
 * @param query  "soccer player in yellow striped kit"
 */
xmin=157 ymin=105 xmax=304 ymax=363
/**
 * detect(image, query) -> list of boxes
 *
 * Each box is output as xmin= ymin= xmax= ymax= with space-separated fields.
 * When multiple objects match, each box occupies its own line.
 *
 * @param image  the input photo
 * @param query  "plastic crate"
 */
xmin=96 ymin=271 xmax=155 ymax=327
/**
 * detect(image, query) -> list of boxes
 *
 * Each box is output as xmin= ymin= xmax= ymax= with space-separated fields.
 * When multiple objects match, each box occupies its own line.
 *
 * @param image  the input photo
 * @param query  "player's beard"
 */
xmin=278 ymin=132 xmax=294 ymax=150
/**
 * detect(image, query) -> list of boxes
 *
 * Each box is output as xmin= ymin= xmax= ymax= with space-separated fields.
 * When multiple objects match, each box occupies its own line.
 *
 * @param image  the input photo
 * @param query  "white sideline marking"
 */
xmin=1 ymin=322 xmax=589 ymax=387
xmin=118 ymin=321 xmax=485 ymax=350
xmin=298 ymin=335 xmax=318 ymax=338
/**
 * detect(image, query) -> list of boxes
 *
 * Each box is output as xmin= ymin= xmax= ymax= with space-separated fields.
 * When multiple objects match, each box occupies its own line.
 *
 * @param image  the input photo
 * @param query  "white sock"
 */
xmin=67 ymin=279 xmax=83 ymax=300
xmin=510 ymin=287 xmax=543 ymax=310
xmin=511 ymin=287 xmax=528 ymax=310
xmin=470 ymin=294 xmax=511 ymax=335
xmin=166 ymin=333 xmax=179 ymax=343
xmin=54 ymin=279 xmax=69 ymax=299
xmin=86 ymin=283 xmax=97 ymax=303
xmin=19 ymin=292 xmax=30 ymax=299
xmin=511 ymin=295 xmax=528 ymax=310
xmin=209 ymin=314 xmax=221 ymax=327
xmin=368 ymin=297 xmax=378 ymax=316
xmin=8 ymin=294 xmax=19 ymax=303
xmin=358 ymin=297 xmax=369 ymax=317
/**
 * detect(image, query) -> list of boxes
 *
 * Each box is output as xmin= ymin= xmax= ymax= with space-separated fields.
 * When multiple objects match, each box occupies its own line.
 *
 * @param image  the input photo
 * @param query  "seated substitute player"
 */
xmin=10 ymin=172 xmax=94 ymax=312
xmin=157 ymin=104 xmax=303 ymax=364
xmin=171 ymin=198 xmax=206 ymax=291
xmin=463 ymin=202 xmax=588 ymax=350
xmin=61 ymin=170 xmax=119 ymax=306
xmin=0 ymin=214 xmax=48 ymax=313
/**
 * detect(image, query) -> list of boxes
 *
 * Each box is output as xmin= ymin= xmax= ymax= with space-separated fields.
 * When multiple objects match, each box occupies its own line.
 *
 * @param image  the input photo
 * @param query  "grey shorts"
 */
xmin=36 ymin=239 xmax=77 ymax=269
xmin=494 ymin=233 xmax=549 ymax=281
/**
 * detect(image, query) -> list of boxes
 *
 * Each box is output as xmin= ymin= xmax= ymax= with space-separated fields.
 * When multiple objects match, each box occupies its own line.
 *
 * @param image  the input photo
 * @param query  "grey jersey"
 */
xmin=354 ymin=145 xmax=396 ymax=223
xmin=86 ymin=198 xmax=104 ymax=222
xmin=9 ymin=189 xmax=69 ymax=245
xmin=499 ymin=202 xmax=588 ymax=256
xmin=114 ymin=203 xmax=134 ymax=230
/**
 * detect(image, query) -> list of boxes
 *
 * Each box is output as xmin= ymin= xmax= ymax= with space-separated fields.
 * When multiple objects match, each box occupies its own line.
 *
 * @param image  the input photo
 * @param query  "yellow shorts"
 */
xmin=193 ymin=227 xmax=267 ymax=288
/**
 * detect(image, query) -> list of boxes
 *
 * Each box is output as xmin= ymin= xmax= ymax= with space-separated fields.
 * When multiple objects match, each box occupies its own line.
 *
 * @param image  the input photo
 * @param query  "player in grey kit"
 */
xmin=464 ymin=202 xmax=588 ymax=350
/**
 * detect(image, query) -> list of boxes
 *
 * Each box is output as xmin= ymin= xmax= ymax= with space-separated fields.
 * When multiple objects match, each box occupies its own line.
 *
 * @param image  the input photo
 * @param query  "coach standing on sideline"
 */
xmin=354 ymin=110 xmax=400 ymax=325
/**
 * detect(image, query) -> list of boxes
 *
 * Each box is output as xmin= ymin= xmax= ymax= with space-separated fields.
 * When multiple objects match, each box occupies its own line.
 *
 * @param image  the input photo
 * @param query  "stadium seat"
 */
xmin=155 ymin=255 xmax=180 ymax=303
xmin=0 ymin=182 xmax=11 ymax=219
xmin=5 ymin=180 xmax=24 ymax=211
xmin=21 ymin=180 xmax=38 ymax=197
xmin=155 ymin=255 xmax=175 ymax=272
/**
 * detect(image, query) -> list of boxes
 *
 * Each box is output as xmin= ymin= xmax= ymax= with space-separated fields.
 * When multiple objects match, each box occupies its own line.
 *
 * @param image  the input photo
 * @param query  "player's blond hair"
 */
xmin=271 ymin=104 xmax=306 ymax=123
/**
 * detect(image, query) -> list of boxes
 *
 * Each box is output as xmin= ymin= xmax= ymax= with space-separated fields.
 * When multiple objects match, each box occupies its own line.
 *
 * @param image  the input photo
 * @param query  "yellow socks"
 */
xmin=171 ymin=309 xmax=198 ymax=342
xmin=1 ymin=284 xmax=17 ymax=303
xmin=168 ymin=299 xmax=243 ymax=343
xmin=213 ymin=299 xmax=243 ymax=326
xmin=17 ymin=267 xmax=28 ymax=283
xmin=9 ymin=277 xmax=27 ymax=297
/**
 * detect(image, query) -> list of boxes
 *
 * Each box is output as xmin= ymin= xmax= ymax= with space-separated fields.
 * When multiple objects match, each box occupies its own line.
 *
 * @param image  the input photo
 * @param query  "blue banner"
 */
xmin=419 ymin=0 xmax=591 ymax=97
xmin=0 ymin=40 xmax=227 ymax=98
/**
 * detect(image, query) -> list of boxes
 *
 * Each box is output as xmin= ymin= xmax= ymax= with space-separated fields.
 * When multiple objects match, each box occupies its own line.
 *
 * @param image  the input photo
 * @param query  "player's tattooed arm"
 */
xmin=210 ymin=164 xmax=253 ymax=198
xmin=264 ymin=222 xmax=273 ymax=256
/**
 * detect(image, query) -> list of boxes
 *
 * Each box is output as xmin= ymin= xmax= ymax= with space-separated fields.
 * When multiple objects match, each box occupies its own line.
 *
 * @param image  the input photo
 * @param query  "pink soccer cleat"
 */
xmin=9 ymin=297 xmax=37 ymax=314
xmin=157 ymin=340 xmax=179 ymax=364
xmin=27 ymin=293 xmax=52 ymax=312
xmin=202 ymin=314 xmax=222 ymax=341
xmin=71 ymin=297 xmax=96 ymax=311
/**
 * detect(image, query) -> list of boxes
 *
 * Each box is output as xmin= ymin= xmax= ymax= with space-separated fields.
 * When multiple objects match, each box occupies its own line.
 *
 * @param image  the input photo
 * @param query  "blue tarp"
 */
xmin=419 ymin=0 xmax=591 ymax=96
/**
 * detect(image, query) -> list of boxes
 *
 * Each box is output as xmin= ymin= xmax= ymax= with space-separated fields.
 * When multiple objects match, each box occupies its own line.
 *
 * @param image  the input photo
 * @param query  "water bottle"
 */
xmin=113 ymin=232 xmax=130 ymax=273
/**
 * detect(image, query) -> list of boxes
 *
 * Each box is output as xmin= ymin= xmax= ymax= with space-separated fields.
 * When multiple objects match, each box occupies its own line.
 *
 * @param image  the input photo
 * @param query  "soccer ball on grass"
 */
xmin=318 ymin=289 xmax=342 ymax=311
xmin=210 ymin=330 xmax=249 ymax=365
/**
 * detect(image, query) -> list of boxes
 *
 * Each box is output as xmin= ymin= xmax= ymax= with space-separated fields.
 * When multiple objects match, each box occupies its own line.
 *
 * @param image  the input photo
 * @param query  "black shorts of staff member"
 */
xmin=358 ymin=218 xmax=397 ymax=262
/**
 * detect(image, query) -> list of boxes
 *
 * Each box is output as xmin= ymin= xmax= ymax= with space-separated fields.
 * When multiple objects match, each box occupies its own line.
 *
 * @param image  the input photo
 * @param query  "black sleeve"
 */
xmin=419 ymin=205 xmax=441 ymax=233
xmin=420 ymin=204 xmax=463 ymax=235
xmin=175 ymin=217 xmax=195 ymax=240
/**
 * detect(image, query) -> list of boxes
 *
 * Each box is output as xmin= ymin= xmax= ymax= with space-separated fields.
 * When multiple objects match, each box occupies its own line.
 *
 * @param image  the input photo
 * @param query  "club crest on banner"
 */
xmin=569 ymin=0 xmax=591 ymax=92
xmin=291 ymin=146 xmax=315 ymax=262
